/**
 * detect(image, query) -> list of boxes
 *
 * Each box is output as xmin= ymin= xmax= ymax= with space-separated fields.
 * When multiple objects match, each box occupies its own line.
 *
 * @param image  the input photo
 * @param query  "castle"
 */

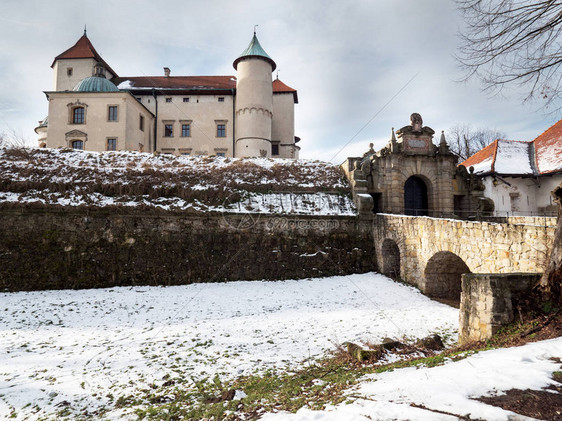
xmin=35 ymin=30 xmax=300 ymax=159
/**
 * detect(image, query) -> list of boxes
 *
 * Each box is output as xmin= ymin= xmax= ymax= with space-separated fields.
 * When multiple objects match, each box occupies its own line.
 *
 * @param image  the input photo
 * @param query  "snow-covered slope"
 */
xmin=0 ymin=273 xmax=457 ymax=420
xmin=0 ymin=147 xmax=354 ymax=215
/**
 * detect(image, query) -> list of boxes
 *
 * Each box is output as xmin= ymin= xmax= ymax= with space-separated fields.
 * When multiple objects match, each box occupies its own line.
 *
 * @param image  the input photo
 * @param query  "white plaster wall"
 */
xmin=45 ymin=92 xmax=151 ymax=152
xmin=137 ymin=94 xmax=233 ymax=156
xmin=272 ymin=93 xmax=295 ymax=158
xmin=53 ymin=59 xmax=98 ymax=91
xmin=482 ymin=175 xmax=562 ymax=216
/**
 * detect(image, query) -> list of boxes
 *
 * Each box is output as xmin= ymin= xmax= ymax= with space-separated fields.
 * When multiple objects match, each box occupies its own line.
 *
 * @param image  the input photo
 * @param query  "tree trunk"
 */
xmin=538 ymin=183 xmax=562 ymax=303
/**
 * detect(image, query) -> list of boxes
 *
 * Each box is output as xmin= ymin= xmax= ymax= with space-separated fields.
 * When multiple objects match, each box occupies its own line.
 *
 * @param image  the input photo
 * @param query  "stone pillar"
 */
xmin=459 ymin=273 xmax=541 ymax=344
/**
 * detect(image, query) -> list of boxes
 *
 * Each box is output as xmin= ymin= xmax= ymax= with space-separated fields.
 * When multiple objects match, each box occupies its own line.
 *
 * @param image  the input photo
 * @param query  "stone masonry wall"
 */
xmin=0 ymin=208 xmax=375 ymax=291
xmin=373 ymin=214 xmax=555 ymax=296
xmin=459 ymin=273 xmax=540 ymax=343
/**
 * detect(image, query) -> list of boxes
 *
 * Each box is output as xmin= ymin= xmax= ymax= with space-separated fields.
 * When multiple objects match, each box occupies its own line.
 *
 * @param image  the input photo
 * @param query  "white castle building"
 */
xmin=36 ymin=30 xmax=300 ymax=158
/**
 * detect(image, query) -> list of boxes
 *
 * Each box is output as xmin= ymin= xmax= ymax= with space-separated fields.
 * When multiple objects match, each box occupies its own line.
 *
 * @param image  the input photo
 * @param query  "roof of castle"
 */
xmin=114 ymin=76 xmax=298 ymax=99
xmin=51 ymin=33 xmax=118 ymax=77
xmin=461 ymin=119 xmax=562 ymax=176
xmin=233 ymin=33 xmax=277 ymax=71
xmin=73 ymin=75 xmax=120 ymax=92
xmin=273 ymin=79 xmax=298 ymax=103
xmin=114 ymin=76 xmax=237 ymax=91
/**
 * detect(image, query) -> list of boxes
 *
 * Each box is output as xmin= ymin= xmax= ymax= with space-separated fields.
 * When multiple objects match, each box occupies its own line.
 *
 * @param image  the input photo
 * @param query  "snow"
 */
xmin=0 ymin=273 xmax=458 ymax=420
xmin=536 ymin=138 xmax=562 ymax=173
xmin=116 ymin=80 xmax=134 ymax=89
xmin=0 ymin=272 xmax=559 ymax=420
xmin=262 ymin=337 xmax=562 ymax=421
xmin=0 ymin=148 xmax=355 ymax=215
xmin=494 ymin=140 xmax=533 ymax=175
xmin=469 ymin=155 xmax=493 ymax=174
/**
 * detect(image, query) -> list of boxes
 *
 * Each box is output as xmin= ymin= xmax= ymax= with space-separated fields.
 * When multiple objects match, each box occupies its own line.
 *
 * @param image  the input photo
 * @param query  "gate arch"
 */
xmin=404 ymin=176 xmax=428 ymax=216
xmin=424 ymin=251 xmax=470 ymax=299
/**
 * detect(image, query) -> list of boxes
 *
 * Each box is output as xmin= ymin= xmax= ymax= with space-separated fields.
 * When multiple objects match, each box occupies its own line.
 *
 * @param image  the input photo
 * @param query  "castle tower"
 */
xmin=233 ymin=32 xmax=276 ymax=158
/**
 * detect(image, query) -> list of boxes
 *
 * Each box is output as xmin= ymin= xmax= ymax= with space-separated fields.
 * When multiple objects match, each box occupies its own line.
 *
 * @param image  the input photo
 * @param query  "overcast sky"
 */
xmin=0 ymin=0 xmax=558 ymax=162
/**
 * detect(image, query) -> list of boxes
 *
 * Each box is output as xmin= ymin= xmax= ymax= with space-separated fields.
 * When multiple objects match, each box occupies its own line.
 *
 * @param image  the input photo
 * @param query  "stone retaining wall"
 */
xmin=0 ymin=208 xmax=375 ymax=291
xmin=459 ymin=273 xmax=541 ymax=343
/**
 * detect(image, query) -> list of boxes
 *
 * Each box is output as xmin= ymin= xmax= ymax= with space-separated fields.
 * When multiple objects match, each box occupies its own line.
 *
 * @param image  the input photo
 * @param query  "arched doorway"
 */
xmin=424 ymin=251 xmax=470 ymax=300
xmin=404 ymin=176 xmax=428 ymax=216
xmin=381 ymin=239 xmax=400 ymax=279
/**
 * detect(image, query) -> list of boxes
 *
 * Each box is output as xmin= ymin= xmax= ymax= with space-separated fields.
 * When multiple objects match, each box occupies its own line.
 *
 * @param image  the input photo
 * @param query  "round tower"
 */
xmin=233 ymin=32 xmax=276 ymax=158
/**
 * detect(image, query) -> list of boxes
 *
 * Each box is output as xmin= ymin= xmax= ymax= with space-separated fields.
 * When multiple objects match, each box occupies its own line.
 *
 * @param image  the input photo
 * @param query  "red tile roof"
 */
xmin=460 ymin=118 xmax=562 ymax=176
xmin=532 ymin=119 xmax=562 ymax=174
xmin=113 ymin=76 xmax=237 ymax=90
xmin=51 ymin=34 xmax=118 ymax=77
xmin=273 ymin=79 xmax=298 ymax=103
xmin=461 ymin=140 xmax=498 ymax=173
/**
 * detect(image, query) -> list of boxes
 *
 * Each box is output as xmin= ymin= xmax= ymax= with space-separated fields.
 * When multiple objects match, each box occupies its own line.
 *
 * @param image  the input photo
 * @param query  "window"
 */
xmin=164 ymin=123 xmax=174 ymax=137
xmin=67 ymin=68 xmax=73 ymax=76
xmin=183 ymin=97 xmax=190 ymax=103
xmin=108 ymin=106 xmax=118 ymax=121
xmin=218 ymin=97 xmax=225 ymax=102
xmin=272 ymin=144 xmax=280 ymax=156
xmin=179 ymin=148 xmax=192 ymax=155
xmin=72 ymin=107 xmax=85 ymax=124
xmin=181 ymin=123 xmax=191 ymax=137
xmin=71 ymin=140 xmax=84 ymax=150
xmin=216 ymin=124 xmax=226 ymax=137
xmin=107 ymin=138 xmax=117 ymax=151
xmin=165 ymin=97 xmax=172 ymax=103
xmin=216 ymin=152 xmax=226 ymax=157
xmin=139 ymin=115 xmax=145 ymax=132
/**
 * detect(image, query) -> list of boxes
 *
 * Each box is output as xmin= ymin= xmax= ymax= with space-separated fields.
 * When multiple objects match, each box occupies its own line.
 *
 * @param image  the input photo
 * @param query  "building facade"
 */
xmin=461 ymin=119 xmax=562 ymax=216
xmin=36 ymin=31 xmax=300 ymax=159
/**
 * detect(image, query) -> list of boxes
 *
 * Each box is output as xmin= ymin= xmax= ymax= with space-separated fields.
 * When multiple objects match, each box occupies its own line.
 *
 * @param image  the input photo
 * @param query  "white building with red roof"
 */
xmin=36 ymin=30 xmax=300 ymax=159
xmin=460 ymin=120 xmax=562 ymax=216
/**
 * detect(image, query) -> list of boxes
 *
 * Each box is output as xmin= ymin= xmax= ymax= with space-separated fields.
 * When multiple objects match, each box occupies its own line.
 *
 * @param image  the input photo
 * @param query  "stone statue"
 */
xmin=410 ymin=113 xmax=423 ymax=133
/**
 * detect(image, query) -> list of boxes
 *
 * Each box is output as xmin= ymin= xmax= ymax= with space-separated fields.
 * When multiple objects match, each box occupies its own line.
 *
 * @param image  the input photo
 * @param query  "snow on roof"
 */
xmin=494 ymin=140 xmax=532 ymax=174
xmin=532 ymin=118 xmax=562 ymax=174
xmin=461 ymin=118 xmax=562 ymax=176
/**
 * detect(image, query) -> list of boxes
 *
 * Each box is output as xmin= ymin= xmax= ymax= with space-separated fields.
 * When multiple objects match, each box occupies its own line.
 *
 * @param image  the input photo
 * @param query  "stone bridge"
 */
xmin=372 ymin=214 xmax=556 ymax=299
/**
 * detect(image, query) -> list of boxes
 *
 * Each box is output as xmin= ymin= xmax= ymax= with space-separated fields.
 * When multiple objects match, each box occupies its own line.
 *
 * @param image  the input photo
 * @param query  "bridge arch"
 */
xmin=423 ymin=251 xmax=470 ymax=300
xmin=381 ymin=239 xmax=401 ymax=279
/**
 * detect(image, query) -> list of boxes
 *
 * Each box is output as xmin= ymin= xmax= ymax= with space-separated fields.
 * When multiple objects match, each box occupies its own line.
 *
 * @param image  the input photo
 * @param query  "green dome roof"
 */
xmin=233 ymin=34 xmax=276 ymax=71
xmin=73 ymin=76 xmax=119 ymax=92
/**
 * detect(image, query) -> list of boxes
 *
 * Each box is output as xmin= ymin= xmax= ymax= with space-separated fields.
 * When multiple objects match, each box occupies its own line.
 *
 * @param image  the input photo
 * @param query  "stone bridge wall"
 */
xmin=373 ymin=214 xmax=556 ymax=298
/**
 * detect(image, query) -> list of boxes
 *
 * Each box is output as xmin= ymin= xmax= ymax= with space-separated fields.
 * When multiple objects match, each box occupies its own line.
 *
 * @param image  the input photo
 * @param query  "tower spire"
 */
xmin=84 ymin=25 xmax=87 ymax=36
xmin=253 ymin=24 xmax=258 ymax=35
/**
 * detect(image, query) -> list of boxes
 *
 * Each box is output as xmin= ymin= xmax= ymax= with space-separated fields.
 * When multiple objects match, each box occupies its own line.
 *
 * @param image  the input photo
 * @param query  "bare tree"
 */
xmin=447 ymin=124 xmax=506 ymax=160
xmin=456 ymin=0 xmax=562 ymax=110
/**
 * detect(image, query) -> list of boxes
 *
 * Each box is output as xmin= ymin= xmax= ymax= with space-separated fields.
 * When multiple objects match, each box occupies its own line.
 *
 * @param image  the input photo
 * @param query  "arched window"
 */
xmin=72 ymin=107 xmax=85 ymax=124
xmin=71 ymin=140 xmax=84 ymax=150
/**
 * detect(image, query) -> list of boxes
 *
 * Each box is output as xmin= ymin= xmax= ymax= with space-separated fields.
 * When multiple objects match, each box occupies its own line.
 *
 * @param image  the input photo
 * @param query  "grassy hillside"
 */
xmin=0 ymin=147 xmax=354 ymax=215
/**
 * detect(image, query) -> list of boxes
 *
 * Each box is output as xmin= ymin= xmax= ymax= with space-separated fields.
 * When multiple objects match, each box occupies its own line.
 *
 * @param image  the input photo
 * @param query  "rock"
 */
xmin=415 ymin=334 xmax=444 ymax=350
xmin=381 ymin=338 xmax=403 ymax=351
xmin=343 ymin=342 xmax=383 ymax=362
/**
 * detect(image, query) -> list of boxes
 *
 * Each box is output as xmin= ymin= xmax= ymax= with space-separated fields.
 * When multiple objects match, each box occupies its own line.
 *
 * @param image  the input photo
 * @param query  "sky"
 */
xmin=0 ymin=0 xmax=559 ymax=162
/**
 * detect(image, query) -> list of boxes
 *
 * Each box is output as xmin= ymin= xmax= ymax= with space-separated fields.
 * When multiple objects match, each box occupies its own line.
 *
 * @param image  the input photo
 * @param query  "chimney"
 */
xmin=164 ymin=67 xmax=171 ymax=77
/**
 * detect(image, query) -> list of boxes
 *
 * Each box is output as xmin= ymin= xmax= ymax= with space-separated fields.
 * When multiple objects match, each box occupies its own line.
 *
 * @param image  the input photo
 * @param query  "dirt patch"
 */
xmin=477 ymin=381 xmax=562 ymax=420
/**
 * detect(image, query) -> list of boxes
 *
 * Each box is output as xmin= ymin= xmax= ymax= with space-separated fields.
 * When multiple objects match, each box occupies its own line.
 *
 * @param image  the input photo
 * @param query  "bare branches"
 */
xmin=456 ymin=0 xmax=562 ymax=110
xmin=447 ymin=124 xmax=506 ymax=160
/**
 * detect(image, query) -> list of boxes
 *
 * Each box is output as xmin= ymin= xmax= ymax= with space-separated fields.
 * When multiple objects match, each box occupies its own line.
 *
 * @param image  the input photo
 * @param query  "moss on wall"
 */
xmin=0 ymin=209 xmax=375 ymax=291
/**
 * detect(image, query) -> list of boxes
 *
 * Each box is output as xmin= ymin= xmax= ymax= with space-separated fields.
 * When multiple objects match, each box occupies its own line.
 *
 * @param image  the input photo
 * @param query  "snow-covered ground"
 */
xmin=1 ymin=273 xmax=559 ymax=420
xmin=263 ymin=338 xmax=562 ymax=421
xmin=0 ymin=273 xmax=457 ymax=420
